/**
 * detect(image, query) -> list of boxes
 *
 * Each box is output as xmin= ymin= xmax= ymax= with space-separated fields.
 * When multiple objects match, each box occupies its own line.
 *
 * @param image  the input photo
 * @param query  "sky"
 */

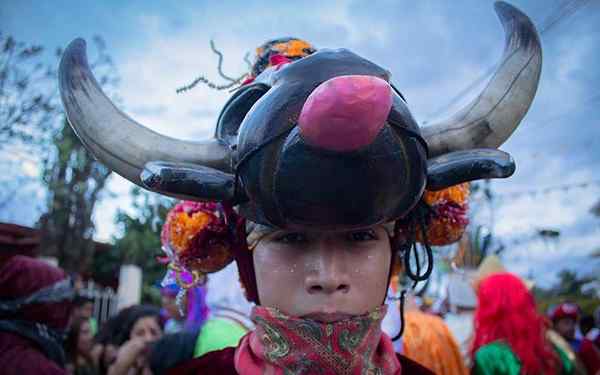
xmin=1 ymin=0 xmax=599 ymax=288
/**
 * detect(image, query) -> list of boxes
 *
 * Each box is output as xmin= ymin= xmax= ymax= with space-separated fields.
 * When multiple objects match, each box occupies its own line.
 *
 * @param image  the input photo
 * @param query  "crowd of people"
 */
xmin=1 ymin=251 xmax=599 ymax=374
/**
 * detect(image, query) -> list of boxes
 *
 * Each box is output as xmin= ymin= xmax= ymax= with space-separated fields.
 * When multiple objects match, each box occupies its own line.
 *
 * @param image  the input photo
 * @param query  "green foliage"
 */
xmin=112 ymin=187 xmax=174 ymax=303
xmin=38 ymin=120 xmax=112 ymax=272
xmin=534 ymin=270 xmax=599 ymax=316
xmin=0 ymin=32 xmax=60 ymax=150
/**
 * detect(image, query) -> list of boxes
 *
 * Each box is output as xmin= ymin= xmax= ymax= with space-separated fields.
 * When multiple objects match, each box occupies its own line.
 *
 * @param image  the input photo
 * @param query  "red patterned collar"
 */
xmin=234 ymin=305 xmax=401 ymax=374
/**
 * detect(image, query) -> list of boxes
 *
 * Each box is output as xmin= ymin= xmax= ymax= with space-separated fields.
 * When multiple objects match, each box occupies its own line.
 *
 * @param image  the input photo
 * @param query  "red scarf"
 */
xmin=234 ymin=305 xmax=401 ymax=375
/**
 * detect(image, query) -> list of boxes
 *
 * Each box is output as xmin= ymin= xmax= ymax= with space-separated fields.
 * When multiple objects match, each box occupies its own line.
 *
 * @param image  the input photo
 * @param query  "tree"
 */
xmin=38 ymin=120 xmax=112 ymax=272
xmin=112 ymin=187 xmax=174 ymax=303
xmin=0 ymin=32 xmax=59 ymax=150
xmin=0 ymin=33 xmax=118 ymax=152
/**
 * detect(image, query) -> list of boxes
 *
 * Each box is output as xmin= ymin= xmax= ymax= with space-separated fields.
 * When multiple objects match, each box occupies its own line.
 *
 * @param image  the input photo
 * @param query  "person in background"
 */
xmin=551 ymin=302 xmax=600 ymax=375
xmin=581 ymin=314 xmax=600 ymax=350
xmin=72 ymin=294 xmax=98 ymax=335
xmin=65 ymin=317 xmax=98 ymax=375
xmin=471 ymin=273 xmax=574 ymax=375
xmin=402 ymin=295 xmax=468 ymax=375
xmin=0 ymin=255 xmax=74 ymax=374
xmin=90 ymin=315 xmax=121 ymax=375
xmin=160 ymin=282 xmax=209 ymax=334
xmin=107 ymin=305 xmax=163 ymax=375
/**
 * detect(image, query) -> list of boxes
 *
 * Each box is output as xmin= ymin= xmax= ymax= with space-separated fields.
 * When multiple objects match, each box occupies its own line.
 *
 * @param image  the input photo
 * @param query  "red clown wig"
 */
xmin=471 ymin=273 xmax=559 ymax=374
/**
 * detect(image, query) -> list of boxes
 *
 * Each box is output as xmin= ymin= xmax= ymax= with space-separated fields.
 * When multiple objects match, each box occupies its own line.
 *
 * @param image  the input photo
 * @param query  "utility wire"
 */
xmin=427 ymin=0 xmax=592 ymax=120
xmin=470 ymin=179 xmax=600 ymax=200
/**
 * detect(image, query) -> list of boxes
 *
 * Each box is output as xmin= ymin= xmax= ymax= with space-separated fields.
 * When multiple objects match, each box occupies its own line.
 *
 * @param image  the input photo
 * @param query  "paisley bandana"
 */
xmin=234 ymin=305 xmax=401 ymax=375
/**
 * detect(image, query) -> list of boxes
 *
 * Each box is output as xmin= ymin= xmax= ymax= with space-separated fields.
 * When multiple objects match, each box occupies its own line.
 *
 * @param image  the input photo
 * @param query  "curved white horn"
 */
xmin=59 ymin=38 xmax=232 ymax=188
xmin=422 ymin=1 xmax=542 ymax=157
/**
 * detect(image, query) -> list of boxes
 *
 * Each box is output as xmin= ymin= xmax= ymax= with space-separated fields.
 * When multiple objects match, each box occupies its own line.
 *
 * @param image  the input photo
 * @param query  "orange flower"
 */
xmin=417 ymin=183 xmax=470 ymax=246
xmin=422 ymin=183 xmax=469 ymax=206
xmin=169 ymin=211 xmax=213 ymax=254
xmin=273 ymin=40 xmax=314 ymax=58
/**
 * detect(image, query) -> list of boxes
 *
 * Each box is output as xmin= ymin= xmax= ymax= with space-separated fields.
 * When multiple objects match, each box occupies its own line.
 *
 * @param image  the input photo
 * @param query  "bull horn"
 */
xmin=58 ymin=38 xmax=232 ymax=190
xmin=421 ymin=1 xmax=542 ymax=157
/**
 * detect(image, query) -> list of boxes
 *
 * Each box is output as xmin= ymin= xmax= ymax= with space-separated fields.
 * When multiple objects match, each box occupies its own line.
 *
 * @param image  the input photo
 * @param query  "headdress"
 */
xmin=549 ymin=302 xmax=581 ymax=322
xmin=472 ymin=273 xmax=559 ymax=374
xmin=58 ymin=3 xmax=542 ymax=301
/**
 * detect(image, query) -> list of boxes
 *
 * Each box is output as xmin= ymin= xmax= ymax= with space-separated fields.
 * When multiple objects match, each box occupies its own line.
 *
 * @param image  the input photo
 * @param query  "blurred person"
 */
xmin=65 ymin=316 xmax=98 ymax=375
xmin=472 ymin=273 xmax=574 ymax=374
xmin=160 ymin=282 xmax=209 ymax=334
xmin=107 ymin=305 xmax=162 ymax=375
xmin=445 ymin=271 xmax=477 ymax=364
xmin=402 ymin=295 xmax=468 ymax=375
xmin=149 ymin=257 xmax=251 ymax=374
xmin=0 ymin=255 xmax=74 ymax=374
xmin=581 ymin=314 xmax=599 ymax=349
xmin=72 ymin=294 xmax=98 ymax=335
xmin=91 ymin=315 xmax=121 ymax=374
xmin=551 ymin=302 xmax=600 ymax=375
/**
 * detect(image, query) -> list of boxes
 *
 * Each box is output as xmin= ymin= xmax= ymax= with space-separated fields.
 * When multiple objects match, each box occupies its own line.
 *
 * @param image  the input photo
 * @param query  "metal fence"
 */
xmin=81 ymin=281 xmax=119 ymax=325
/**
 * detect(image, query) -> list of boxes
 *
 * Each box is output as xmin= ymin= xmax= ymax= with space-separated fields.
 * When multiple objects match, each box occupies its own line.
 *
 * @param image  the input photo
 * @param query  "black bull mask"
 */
xmin=58 ymin=2 xmax=541 ymax=230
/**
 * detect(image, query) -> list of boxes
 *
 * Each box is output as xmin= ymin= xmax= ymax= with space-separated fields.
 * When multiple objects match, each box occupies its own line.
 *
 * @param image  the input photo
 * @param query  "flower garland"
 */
xmin=160 ymin=201 xmax=234 ymax=308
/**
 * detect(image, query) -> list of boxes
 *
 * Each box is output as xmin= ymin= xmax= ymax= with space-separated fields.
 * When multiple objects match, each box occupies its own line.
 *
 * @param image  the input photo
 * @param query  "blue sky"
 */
xmin=1 ymin=0 xmax=599 ymax=287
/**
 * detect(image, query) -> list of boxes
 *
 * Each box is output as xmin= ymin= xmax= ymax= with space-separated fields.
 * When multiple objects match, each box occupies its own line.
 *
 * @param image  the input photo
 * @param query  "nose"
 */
xmin=305 ymin=245 xmax=351 ymax=295
xmin=298 ymin=75 xmax=392 ymax=152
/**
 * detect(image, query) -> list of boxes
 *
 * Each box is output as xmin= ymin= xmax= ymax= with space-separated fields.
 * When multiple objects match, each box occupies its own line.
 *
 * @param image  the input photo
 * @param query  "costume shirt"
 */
xmin=473 ymin=341 xmax=574 ymax=375
xmin=194 ymin=317 xmax=248 ymax=357
xmin=402 ymin=310 xmax=468 ymax=375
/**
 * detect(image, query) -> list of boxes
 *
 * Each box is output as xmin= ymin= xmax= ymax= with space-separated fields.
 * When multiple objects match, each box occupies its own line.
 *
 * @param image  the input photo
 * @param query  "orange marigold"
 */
xmin=168 ymin=211 xmax=213 ymax=255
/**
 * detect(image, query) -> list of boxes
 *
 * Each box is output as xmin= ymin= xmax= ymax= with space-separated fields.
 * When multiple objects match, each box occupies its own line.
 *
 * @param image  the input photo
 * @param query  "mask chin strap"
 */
xmin=390 ymin=201 xmax=434 ymax=342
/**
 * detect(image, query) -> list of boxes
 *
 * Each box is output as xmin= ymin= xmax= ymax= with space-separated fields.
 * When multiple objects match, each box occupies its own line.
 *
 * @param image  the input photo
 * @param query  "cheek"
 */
xmin=350 ymin=243 xmax=391 ymax=307
xmin=253 ymin=244 xmax=305 ymax=310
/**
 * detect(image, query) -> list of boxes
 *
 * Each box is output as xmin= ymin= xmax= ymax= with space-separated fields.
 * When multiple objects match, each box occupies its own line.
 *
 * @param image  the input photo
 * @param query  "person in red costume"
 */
xmin=57 ymin=2 xmax=543 ymax=373
xmin=0 ymin=255 xmax=74 ymax=375
xmin=551 ymin=302 xmax=600 ymax=375
xmin=471 ymin=273 xmax=575 ymax=375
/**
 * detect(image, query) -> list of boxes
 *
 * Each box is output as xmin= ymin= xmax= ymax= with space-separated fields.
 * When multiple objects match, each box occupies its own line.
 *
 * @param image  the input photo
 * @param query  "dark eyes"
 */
xmin=274 ymin=230 xmax=377 ymax=244
xmin=347 ymin=230 xmax=377 ymax=242
xmin=275 ymin=232 xmax=308 ymax=244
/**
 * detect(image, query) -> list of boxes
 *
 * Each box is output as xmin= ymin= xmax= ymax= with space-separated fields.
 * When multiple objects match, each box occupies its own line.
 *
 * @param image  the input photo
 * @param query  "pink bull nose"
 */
xmin=298 ymin=75 xmax=393 ymax=152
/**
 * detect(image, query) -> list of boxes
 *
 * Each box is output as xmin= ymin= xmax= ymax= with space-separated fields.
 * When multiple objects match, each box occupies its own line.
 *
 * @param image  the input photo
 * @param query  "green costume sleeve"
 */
xmin=555 ymin=345 xmax=575 ymax=375
xmin=473 ymin=342 xmax=521 ymax=375
xmin=193 ymin=317 xmax=248 ymax=357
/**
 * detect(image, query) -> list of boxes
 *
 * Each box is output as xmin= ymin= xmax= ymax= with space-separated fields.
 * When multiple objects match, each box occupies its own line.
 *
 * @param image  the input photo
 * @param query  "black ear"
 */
xmin=141 ymin=161 xmax=244 ymax=203
xmin=215 ymin=83 xmax=270 ymax=145
xmin=426 ymin=149 xmax=515 ymax=191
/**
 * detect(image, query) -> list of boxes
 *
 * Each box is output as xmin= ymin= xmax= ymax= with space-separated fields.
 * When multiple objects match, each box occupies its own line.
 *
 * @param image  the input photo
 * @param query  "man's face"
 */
xmin=253 ymin=225 xmax=391 ymax=321
xmin=555 ymin=318 xmax=576 ymax=340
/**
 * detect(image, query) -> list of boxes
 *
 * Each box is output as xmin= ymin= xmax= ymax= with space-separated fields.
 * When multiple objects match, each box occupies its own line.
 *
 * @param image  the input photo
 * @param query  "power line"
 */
xmin=474 ymin=179 xmax=600 ymax=200
xmin=427 ymin=0 xmax=592 ymax=120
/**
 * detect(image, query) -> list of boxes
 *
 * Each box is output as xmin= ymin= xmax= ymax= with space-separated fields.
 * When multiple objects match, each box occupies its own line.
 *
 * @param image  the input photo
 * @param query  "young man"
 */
xmin=57 ymin=2 xmax=542 ymax=373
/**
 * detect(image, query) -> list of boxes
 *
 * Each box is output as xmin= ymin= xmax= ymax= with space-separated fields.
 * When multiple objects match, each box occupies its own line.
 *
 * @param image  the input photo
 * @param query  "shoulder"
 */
xmin=194 ymin=317 xmax=248 ymax=357
xmin=473 ymin=342 xmax=521 ymax=375
xmin=0 ymin=332 xmax=66 ymax=375
xmin=396 ymin=353 xmax=435 ymax=375
xmin=167 ymin=347 xmax=237 ymax=375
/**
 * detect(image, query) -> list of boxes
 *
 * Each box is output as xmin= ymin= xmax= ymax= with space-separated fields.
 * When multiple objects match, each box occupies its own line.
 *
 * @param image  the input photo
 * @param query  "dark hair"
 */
xmin=580 ymin=315 xmax=595 ymax=336
xmin=114 ymin=305 xmax=162 ymax=346
xmin=65 ymin=316 xmax=91 ymax=364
